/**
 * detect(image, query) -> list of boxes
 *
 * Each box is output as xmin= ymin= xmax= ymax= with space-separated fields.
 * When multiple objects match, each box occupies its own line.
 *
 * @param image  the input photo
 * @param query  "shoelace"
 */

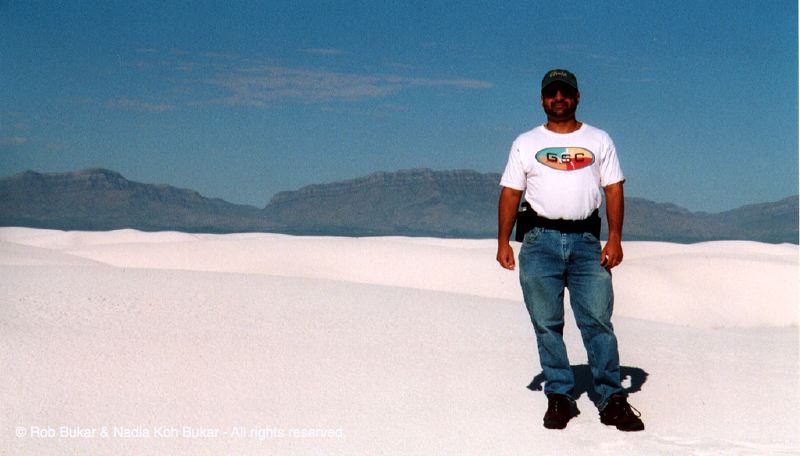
xmin=608 ymin=398 xmax=641 ymax=418
xmin=624 ymin=403 xmax=642 ymax=418
xmin=616 ymin=399 xmax=641 ymax=418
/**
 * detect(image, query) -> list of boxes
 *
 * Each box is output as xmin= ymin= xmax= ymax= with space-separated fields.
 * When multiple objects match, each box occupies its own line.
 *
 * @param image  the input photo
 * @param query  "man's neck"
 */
xmin=544 ymin=119 xmax=582 ymax=134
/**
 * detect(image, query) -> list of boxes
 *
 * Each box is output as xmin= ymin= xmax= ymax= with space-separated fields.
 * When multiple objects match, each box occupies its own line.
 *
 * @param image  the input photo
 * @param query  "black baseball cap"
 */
xmin=541 ymin=69 xmax=578 ymax=90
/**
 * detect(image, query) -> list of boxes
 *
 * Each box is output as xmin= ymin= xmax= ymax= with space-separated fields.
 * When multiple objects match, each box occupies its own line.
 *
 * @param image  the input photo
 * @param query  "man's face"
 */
xmin=541 ymin=82 xmax=580 ymax=120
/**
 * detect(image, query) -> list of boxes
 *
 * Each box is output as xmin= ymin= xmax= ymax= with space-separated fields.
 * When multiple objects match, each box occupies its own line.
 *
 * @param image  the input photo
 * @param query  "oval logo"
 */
xmin=535 ymin=147 xmax=595 ymax=171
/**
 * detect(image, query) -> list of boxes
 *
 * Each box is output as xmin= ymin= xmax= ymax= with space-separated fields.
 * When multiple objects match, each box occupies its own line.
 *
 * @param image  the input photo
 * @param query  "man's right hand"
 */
xmin=496 ymin=242 xmax=516 ymax=270
xmin=496 ymin=187 xmax=523 ymax=271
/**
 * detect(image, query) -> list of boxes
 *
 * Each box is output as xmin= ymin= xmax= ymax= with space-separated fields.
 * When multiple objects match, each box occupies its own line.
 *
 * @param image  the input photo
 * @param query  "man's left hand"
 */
xmin=600 ymin=239 xmax=623 ymax=270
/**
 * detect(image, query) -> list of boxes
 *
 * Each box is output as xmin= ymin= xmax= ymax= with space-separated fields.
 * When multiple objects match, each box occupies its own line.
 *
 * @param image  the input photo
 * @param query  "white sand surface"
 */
xmin=1 ymin=227 xmax=798 ymax=455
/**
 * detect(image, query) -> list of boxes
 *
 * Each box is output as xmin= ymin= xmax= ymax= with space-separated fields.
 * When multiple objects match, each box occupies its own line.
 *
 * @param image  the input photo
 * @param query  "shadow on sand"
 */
xmin=527 ymin=364 xmax=648 ymax=407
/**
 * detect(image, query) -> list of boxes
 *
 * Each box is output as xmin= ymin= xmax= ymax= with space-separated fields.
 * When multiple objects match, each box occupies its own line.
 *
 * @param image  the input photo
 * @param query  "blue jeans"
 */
xmin=518 ymin=227 xmax=623 ymax=410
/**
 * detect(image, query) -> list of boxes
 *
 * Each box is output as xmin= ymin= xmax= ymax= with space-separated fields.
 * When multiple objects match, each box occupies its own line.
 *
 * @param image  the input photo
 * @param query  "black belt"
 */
xmin=515 ymin=202 xmax=601 ymax=242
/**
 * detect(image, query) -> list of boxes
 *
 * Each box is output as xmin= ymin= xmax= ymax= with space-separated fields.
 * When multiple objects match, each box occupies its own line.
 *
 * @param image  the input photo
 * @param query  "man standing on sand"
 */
xmin=496 ymin=69 xmax=644 ymax=432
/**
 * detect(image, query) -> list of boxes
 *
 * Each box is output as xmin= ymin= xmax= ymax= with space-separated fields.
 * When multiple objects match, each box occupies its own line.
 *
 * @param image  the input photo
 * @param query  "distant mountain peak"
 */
xmin=268 ymin=168 xmax=500 ymax=206
xmin=0 ymin=168 xmax=274 ymax=233
xmin=1 ymin=168 xmax=796 ymax=242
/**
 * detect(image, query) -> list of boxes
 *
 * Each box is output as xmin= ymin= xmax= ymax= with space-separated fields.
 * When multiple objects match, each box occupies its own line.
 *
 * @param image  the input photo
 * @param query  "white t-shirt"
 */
xmin=499 ymin=123 xmax=625 ymax=220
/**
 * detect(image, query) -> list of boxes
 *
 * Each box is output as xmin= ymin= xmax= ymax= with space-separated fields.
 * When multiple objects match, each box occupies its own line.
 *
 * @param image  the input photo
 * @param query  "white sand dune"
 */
xmin=1 ymin=227 xmax=798 ymax=455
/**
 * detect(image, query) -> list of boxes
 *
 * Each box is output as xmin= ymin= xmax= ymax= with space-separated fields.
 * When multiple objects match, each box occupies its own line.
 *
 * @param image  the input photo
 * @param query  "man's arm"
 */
xmin=601 ymin=181 xmax=624 ymax=269
xmin=497 ymin=187 xmax=523 ymax=270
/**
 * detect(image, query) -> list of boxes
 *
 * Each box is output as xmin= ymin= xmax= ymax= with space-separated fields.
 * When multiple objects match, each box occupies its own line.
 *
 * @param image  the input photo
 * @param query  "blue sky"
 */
xmin=1 ymin=0 xmax=797 ymax=213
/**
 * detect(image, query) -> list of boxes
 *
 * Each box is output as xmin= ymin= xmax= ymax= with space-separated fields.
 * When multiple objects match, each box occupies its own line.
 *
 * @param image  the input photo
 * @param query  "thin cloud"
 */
xmin=204 ymin=65 xmax=492 ymax=106
xmin=176 ymin=61 xmax=202 ymax=73
xmin=300 ymin=48 xmax=349 ymax=56
xmin=104 ymin=97 xmax=176 ymax=113
xmin=208 ymin=66 xmax=401 ymax=105
xmin=407 ymin=77 xmax=493 ymax=89
xmin=0 ymin=114 xmax=35 ymax=150
xmin=111 ymin=49 xmax=493 ymax=108
xmin=199 ymin=51 xmax=240 ymax=60
xmin=0 ymin=136 xmax=28 ymax=146
xmin=555 ymin=44 xmax=589 ymax=52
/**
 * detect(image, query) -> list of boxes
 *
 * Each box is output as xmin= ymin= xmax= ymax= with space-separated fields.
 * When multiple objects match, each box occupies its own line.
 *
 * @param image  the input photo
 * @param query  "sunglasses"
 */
xmin=542 ymin=84 xmax=577 ymax=99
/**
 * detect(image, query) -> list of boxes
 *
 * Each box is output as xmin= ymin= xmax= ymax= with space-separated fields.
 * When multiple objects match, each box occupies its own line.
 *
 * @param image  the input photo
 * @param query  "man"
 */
xmin=496 ymin=69 xmax=644 ymax=432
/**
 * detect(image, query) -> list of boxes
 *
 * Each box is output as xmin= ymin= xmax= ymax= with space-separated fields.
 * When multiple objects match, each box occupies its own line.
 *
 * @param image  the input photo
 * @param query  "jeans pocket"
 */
xmin=582 ymin=231 xmax=600 ymax=243
xmin=523 ymin=227 xmax=542 ymax=244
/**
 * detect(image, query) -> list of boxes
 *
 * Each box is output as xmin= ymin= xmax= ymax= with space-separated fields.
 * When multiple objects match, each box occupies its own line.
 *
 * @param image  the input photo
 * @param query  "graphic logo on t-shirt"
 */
xmin=535 ymin=147 xmax=595 ymax=171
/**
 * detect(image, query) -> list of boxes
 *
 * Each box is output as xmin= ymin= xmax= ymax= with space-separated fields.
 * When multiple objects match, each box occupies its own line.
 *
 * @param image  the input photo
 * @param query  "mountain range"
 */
xmin=0 ymin=168 xmax=796 ymax=243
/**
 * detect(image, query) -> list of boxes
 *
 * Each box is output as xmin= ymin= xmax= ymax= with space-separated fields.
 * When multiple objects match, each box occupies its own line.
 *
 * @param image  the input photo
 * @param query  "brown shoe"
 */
xmin=600 ymin=394 xmax=644 ymax=431
xmin=543 ymin=394 xmax=574 ymax=429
